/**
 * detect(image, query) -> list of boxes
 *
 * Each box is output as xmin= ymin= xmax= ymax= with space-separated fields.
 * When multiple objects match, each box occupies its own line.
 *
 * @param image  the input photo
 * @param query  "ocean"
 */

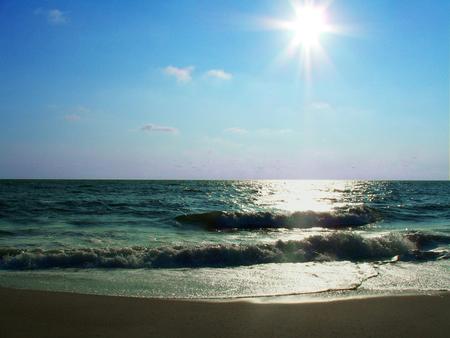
xmin=0 ymin=180 xmax=448 ymax=299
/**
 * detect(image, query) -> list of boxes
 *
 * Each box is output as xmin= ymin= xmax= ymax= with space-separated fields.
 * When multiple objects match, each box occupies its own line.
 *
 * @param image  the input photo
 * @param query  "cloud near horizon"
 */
xmin=224 ymin=127 xmax=292 ymax=135
xmin=35 ymin=8 xmax=69 ymax=25
xmin=224 ymin=127 xmax=248 ymax=134
xmin=309 ymin=101 xmax=332 ymax=111
xmin=257 ymin=128 xmax=293 ymax=135
xmin=141 ymin=124 xmax=178 ymax=133
xmin=206 ymin=69 xmax=233 ymax=80
xmin=163 ymin=66 xmax=194 ymax=83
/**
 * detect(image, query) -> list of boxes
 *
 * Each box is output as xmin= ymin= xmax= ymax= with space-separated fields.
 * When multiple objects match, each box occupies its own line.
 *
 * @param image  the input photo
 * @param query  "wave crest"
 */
xmin=175 ymin=206 xmax=380 ymax=230
xmin=1 ymin=231 xmax=447 ymax=270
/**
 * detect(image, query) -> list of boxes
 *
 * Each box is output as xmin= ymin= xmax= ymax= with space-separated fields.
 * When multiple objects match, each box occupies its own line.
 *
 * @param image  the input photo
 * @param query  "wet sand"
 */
xmin=1 ymin=287 xmax=449 ymax=338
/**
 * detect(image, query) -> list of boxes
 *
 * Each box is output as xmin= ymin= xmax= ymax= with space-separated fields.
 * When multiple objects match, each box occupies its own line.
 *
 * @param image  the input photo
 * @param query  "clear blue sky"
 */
xmin=0 ymin=0 xmax=448 ymax=179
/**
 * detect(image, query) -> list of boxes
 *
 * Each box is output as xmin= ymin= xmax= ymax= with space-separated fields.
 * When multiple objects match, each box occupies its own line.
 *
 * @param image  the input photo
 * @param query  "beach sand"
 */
xmin=1 ymin=287 xmax=449 ymax=338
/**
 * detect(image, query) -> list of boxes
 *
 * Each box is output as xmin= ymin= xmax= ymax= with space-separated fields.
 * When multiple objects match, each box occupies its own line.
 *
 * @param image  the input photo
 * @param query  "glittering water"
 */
xmin=0 ymin=180 xmax=448 ymax=298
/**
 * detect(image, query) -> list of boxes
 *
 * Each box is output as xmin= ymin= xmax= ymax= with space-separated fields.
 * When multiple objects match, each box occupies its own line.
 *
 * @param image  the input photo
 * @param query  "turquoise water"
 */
xmin=0 ymin=180 xmax=449 ymax=298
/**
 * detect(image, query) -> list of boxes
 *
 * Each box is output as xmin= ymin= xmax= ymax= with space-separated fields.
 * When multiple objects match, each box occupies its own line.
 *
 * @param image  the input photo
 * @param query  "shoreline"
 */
xmin=2 ymin=287 xmax=449 ymax=338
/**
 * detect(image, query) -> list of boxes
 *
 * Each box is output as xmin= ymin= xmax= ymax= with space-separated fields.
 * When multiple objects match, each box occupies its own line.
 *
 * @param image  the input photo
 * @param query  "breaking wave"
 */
xmin=0 ymin=231 xmax=447 ymax=270
xmin=175 ymin=206 xmax=381 ymax=230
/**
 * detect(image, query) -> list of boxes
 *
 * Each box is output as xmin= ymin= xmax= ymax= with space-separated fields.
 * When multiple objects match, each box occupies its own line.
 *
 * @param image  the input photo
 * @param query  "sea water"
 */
xmin=0 ymin=180 xmax=448 ymax=298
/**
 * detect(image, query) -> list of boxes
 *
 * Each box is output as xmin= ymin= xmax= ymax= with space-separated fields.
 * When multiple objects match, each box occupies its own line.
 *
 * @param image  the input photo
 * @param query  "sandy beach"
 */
xmin=1 ymin=287 xmax=449 ymax=338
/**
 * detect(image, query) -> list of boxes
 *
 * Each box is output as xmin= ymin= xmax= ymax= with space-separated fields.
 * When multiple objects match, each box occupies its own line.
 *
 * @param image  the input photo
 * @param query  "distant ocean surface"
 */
xmin=0 ymin=180 xmax=449 ymax=299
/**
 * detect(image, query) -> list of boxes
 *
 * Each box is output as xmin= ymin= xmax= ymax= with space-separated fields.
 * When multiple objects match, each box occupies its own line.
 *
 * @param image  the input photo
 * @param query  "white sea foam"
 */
xmin=0 ymin=231 xmax=447 ymax=270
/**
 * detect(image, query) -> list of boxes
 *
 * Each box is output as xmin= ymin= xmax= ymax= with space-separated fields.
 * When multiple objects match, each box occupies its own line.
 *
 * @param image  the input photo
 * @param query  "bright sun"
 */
xmin=261 ymin=1 xmax=340 ymax=79
xmin=290 ymin=5 xmax=327 ymax=49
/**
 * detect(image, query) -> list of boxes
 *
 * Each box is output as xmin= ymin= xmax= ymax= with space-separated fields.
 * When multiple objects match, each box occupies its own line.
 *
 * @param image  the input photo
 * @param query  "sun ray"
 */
xmin=261 ymin=0 xmax=345 ymax=86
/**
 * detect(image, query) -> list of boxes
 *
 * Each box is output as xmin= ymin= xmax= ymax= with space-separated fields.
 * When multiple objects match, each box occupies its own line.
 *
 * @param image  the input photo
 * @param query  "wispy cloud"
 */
xmin=309 ymin=101 xmax=332 ymax=111
xmin=163 ymin=66 xmax=194 ymax=83
xmin=223 ymin=127 xmax=292 ymax=135
xmin=224 ymin=127 xmax=248 ymax=134
xmin=141 ymin=124 xmax=178 ymax=133
xmin=256 ymin=128 xmax=293 ymax=135
xmin=35 ymin=8 xmax=69 ymax=25
xmin=62 ymin=105 xmax=90 ymax=122
xmin=206 ymin=69 xmax=233 ymax=80
xmin=74 ymin=105 xmax=90 ymax=113
xmin=64 ymin=114 xmax=81 ymax=122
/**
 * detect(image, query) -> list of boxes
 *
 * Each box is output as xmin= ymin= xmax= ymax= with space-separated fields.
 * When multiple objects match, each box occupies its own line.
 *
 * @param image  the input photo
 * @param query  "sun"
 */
xmin=258 ymin=0 xmax=341 ymax=81
xmin=290 ymin=5 xmax=327 ymax=49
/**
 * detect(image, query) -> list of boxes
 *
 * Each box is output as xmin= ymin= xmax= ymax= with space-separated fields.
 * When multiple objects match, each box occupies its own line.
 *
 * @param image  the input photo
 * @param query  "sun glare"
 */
xmin=290 ymin=5 xmax=326 ymax=49
xmin=259 ymin=1 xmax=342 ymax=81
xmin=275 ymin=1 xmax=338 ymax=82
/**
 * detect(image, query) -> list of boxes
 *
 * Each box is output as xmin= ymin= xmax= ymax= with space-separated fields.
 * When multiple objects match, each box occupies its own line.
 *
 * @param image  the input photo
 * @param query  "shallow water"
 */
xmin=0 ymin=180 xmax=448 ymax=298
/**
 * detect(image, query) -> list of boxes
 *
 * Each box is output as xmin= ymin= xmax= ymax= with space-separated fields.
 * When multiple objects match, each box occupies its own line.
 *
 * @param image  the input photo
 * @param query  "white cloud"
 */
xmin=141 ymin=124 xmax=178 ymax=133
xmin=163 ymin=66 xmax=194 ymax=83
xmin=224 ymin=127 xmax=248 ymax=134
xmin=64 ymin=114 xmax=81 ymax=122
xmin=48 ymin=9 xmax=68 ymax=24
xmin=35 ymin=8 xmax=68 ymax=25
xmin=206 ymin=69 xmax=233 ymax=80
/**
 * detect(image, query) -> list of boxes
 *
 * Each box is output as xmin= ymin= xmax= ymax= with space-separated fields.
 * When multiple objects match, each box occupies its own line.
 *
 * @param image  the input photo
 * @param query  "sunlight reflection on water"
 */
xmin=250 ymin=180 xmax=359 ymax=212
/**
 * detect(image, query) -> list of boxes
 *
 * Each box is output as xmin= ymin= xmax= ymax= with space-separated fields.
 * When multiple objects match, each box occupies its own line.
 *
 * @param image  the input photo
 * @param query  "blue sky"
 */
xmin=0 ymin=0 xmax=448 ymax=179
